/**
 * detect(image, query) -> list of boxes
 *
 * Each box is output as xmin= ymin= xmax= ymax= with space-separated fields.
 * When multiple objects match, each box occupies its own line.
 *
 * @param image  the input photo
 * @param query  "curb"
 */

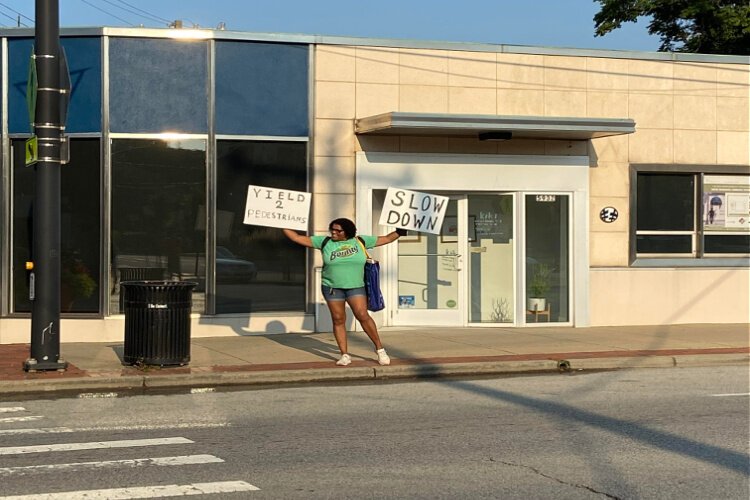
xmin=0 ymin=376 xmax=144 ymax=395
xmin=142 ymin=367 xmax=376 ymax=388
xmin=373 ymin=360 xmax=561 ymax=379
xmin=672 ymin=354 xmax=750 ymax=367
xmin=0 ymin=354 xmax=746 ymax=396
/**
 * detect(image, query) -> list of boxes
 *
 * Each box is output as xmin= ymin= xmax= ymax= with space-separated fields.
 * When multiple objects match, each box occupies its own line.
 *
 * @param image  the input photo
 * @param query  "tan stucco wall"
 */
xmin=590 ymin=268 xmax=750 ymax=325
xmin=314 ymin=44 xmax=750 ymax=326
xmin=314 ymin=45 xmax=749 ymax=247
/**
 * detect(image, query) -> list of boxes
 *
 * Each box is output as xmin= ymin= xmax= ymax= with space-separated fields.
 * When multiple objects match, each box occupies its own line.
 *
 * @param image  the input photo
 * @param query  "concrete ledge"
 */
xmin=673 ymin=354 xmax=750 ymax=367
xmin=374 ymin=360 xmax=561 ymax=379
xmin=568 ymin=356 xmax=677 ymax=371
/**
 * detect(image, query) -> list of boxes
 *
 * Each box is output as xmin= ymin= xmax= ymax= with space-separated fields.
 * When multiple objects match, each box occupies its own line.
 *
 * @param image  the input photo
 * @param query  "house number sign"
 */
xmin=535 ymin=194 xmax=556 ymax=202
xmin=600 ymin=207 xmax=618 ymax=223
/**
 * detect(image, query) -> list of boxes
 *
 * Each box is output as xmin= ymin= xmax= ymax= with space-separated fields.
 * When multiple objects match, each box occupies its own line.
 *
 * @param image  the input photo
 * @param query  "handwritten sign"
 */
xmin=474 ymin=210 xmax=511 ymax=243
xmin=379 ymin=188 xmax=449 ymax=235
xmin=243 ymin=185 xmax=310 ymax=231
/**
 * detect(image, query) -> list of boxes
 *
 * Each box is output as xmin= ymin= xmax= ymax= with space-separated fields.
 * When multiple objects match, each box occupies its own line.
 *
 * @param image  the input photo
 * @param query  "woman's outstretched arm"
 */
xmin=283 ymin=228 xmax=314 ymax=248
xmin=374 ymin=228 xmax=407 ymax=247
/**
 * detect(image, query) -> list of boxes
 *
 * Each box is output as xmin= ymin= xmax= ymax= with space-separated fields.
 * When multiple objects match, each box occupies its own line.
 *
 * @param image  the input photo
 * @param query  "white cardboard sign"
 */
xmin=243 ymin=185 xmax=311 ymax=231
xmin=378 ymin=187 xmax=449 ymax=235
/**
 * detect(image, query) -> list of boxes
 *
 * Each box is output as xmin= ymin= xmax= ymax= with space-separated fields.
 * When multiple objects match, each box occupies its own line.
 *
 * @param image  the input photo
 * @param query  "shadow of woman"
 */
xmin=262 ymin=320 xmax=342 ymax=362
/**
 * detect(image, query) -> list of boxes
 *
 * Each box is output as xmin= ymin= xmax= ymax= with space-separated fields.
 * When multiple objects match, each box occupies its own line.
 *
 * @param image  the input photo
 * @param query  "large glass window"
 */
xmin=216 ymin=141 xmax=307 ymax=313
xmin=109 ymin=38 xmax=208 ymax=133
xmin=525 ymin=194 xmax=569 ymax=323
xmin=215 ymin=42 xmax=309 ymax=136
xmin=8 ymin=37 xmax=102 ymax=134
xmin=111 ymin=139 xmax=206 ymax=313
xmin=635 ymin=172 xmax=749 ymax=258
xmin=702 ymin=175 xmax=750 ymax=255
xmin=12 ymin=138 xmax=101 ymax=314
xmin=636 ymin=174 xmax=696 ymax=255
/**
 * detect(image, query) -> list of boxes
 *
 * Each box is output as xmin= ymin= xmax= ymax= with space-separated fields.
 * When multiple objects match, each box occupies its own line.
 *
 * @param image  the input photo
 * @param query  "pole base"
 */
xmin=23 ymin=358 xmax=68 ymax=372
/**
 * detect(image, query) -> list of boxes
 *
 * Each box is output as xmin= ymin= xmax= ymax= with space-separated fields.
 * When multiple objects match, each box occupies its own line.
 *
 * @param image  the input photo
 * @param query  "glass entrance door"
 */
xmin=467 ymin=194 xmax=515 ymax=323
xmin=388 ymin=192 xmax=571 ymax=326
xmin=392 ymin=198 xmax=466 ymax=325
xmin=524 ymin=194 xmax=570 ymax=324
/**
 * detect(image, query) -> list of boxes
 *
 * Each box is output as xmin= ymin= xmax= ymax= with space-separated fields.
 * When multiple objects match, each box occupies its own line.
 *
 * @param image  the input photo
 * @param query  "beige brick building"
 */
xmin=312 ymin=41 xmax=749 ymax=328
xmin=0 ymin=28 xmax=746 ymax=344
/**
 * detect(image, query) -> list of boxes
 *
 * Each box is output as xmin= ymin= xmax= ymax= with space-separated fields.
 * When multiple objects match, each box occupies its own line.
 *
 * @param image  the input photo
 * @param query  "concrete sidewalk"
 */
xmin=0 ymin=323 xmax=747 ymax=396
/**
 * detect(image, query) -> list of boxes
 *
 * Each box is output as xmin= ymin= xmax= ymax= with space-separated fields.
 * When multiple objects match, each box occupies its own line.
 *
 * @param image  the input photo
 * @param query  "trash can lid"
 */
xmin=120 ymin=280 xmax=197 ymax=289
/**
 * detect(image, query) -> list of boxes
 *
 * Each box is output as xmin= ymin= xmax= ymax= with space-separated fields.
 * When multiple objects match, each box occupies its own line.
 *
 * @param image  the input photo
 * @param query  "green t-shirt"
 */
xmin=311 ymin=235 xmax=377 ymax=288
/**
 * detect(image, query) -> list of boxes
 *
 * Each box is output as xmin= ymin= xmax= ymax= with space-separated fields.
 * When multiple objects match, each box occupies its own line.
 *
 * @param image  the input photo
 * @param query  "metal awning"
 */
xmin=355 ymin=112 xmax=636 ymax=140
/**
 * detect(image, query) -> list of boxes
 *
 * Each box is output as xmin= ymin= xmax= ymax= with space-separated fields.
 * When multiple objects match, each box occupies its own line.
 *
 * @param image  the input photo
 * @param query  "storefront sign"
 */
xmin=703 ymin=175 xmax=750 ymax=232
xmin=243 ymin=185 xmax=310 ymax=231
xmin=379 ymin=188 xmax=449 ymax=234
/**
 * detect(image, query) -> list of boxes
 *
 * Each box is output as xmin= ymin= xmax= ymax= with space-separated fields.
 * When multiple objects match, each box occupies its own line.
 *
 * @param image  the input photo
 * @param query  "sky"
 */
xmin=0 ymin=0 xmax=661 ymax=52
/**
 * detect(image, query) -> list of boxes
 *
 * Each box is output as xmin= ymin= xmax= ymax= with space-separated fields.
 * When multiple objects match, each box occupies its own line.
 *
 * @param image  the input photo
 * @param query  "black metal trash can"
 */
xmin=121 ymin=281 xmax=196 ymax=366
xmin=118 ymin=268 xmax=167 ymax=312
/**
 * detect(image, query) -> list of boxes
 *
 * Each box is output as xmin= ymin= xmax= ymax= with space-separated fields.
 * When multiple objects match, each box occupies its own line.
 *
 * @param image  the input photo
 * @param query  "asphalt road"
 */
xmin=1 ymin=366 xmax=748 ymax=499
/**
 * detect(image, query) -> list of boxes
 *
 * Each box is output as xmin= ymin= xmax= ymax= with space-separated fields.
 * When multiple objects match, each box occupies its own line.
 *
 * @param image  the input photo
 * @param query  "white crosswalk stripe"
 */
xmin=0 ymin=410 xmax=258 ymax=497
xmin=0 ymin=437 xmax=193 ymax=455
xmin=0 ymin=481 xmax=260 ymax=499
xmin=0 ymin=454 xmax=224 ymax=476
xmin=0 ymin=407 xmax=27 ymax=413
xmin=0 ymin=427 xmax=74 ymax=436
xmin=0 ymin=422 xmax=229 ymax=436
xmin=0 ymin=416 xmax=43 ymax=424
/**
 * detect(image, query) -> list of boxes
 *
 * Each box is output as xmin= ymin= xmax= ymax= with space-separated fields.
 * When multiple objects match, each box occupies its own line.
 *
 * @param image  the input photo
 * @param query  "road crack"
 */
xmin=488 ymin=458 xmax=622 ymax=499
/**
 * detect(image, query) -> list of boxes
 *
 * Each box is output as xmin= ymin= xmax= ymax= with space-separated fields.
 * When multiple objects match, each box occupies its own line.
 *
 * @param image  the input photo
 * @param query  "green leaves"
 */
xmin=593 ymin=0 xmax=750 ymax=54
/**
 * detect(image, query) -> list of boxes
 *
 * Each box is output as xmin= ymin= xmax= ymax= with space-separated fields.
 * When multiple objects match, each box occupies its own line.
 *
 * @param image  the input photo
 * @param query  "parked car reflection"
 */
xmin=216 ymin=246 xmax=257 ymax=282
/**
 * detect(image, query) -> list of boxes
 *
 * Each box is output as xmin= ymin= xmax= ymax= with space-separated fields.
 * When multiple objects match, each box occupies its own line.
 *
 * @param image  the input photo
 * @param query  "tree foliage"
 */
xmin=593 ymin=0 xmax=750 ymax=55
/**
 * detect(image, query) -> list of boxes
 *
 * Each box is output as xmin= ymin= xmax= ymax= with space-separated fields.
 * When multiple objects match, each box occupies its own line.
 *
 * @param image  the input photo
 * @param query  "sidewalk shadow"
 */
xmin=260 ymin=320 xmax=341 ymax=362
xmin=260 ymin=321 xmax=393 ymax=363
xmin=108 ymin=344 xmax=125 ymax=364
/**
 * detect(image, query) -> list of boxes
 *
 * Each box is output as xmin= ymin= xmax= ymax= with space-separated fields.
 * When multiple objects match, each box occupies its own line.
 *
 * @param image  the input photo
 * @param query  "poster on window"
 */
xmin=243 ymin=185 xmax=311 ymax=231
xmin=703 ymin=175 xmax=750 ymax=232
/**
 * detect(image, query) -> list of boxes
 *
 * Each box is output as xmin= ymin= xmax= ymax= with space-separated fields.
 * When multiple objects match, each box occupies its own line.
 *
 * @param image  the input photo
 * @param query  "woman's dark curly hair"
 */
xmin=329 ymin=218 xmax=357 ymax=239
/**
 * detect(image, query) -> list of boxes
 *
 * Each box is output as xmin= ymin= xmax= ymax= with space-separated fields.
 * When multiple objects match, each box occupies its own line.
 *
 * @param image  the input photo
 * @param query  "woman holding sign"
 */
xmin=283 ymin=218 xmax=406 ymax=366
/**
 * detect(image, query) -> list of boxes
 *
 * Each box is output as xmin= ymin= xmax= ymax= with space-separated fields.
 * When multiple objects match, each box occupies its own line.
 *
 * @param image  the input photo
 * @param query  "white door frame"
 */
xmin=388 ymin=195 xmax=468 ymax=326
xmin=355 ymin=152 xmax=590 ymax=327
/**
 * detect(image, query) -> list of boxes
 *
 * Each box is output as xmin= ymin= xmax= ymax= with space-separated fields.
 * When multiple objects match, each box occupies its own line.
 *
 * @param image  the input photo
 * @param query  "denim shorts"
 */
xmin=322 ymin=285 xmax=366 ymax=301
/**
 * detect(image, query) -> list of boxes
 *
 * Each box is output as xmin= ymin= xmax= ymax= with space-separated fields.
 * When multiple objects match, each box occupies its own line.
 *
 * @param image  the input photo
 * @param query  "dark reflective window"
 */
xmin=704 ymin=235 xmax=750 ymax=254
xmin=111 ymin=139 xmax=206 ymax=313
xmin=636 ymin=235 xmax=693 ymax=254
xmin=13 ymin=138 xmax=101 ymax=313
xmin=109 ymin=38 xmax=207 ymax=133
xmin=215 ymin=42 xmax=309 ymax=136
xmin=637 ymin=174 xmax=694 ymax=231
xmin=8 ymin=37 xmax=102 ymax=134
xmin=216 ymin=141 xmax=306 ymax=313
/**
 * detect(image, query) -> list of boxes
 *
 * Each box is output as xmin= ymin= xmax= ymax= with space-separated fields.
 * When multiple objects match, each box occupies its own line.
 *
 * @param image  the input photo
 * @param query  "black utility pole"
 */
xmin=24 ymin=0 xmax=66 ymax=371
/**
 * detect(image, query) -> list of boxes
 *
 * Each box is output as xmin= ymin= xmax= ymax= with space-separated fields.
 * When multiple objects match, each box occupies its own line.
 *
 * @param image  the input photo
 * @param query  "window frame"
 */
xmin=630 ymin=164 xmax=750 ymax=268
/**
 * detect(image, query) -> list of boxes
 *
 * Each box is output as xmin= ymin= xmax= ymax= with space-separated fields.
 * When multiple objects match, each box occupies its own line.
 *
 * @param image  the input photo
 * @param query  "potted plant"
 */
xmin=61 ymin=252 xmax=97 ymax=309
xmin=528 ymin=263 xmax=553 ymax=312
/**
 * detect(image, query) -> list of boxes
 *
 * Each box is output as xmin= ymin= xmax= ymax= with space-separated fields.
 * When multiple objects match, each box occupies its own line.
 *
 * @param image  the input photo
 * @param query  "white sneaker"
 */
xmin=336 ymin=353 xmax=351 ymax=366
xmin=376 ymin=348 xmax=391 ymax=366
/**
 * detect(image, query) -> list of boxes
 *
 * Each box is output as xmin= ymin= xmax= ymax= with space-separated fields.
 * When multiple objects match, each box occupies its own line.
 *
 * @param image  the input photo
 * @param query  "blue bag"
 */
xmin=357 ymin=237 xmax=385 ymax=312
